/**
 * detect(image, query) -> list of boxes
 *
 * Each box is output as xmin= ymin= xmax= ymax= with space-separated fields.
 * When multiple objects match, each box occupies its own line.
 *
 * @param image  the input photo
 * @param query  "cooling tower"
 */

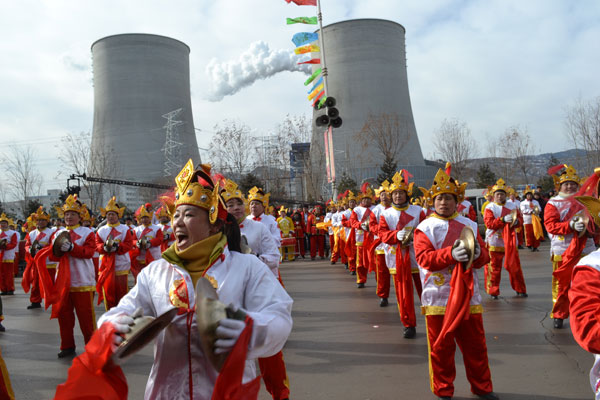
xmin=311 ymin=19 xmax=436 ymax=195
xmin=90 ymin=34 xmax=200 ymax=185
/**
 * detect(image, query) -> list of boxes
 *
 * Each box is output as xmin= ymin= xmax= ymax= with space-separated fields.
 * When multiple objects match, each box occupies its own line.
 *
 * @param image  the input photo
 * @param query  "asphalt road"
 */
xmin=0 ymin=241 xmax=595 ymax=399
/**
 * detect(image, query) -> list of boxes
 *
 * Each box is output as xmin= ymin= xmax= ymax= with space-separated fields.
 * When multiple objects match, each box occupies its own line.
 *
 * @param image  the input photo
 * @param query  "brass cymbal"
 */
xmin=52 ymin=231 xmax=71 ymax=258
xmin=458 ymin=226 xmax=476 ymax=270
xmin=509 ymin=208 xmax=519 ymax=228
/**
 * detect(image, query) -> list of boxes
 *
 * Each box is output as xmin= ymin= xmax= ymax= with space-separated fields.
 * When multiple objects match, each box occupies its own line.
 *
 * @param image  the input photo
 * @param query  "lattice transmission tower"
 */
xmin=162 ymin=108 xmax=185 ymax=176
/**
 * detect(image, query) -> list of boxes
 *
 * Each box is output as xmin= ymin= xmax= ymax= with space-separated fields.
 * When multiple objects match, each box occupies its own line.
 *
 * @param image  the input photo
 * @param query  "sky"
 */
xmin=1 ymin=0 xmax=599 ymax=198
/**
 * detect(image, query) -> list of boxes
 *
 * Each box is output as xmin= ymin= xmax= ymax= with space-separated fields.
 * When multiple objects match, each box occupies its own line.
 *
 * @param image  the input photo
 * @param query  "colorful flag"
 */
xmin=297 ymin=58 xmax=321 ymax=65
xmin=308 ymin=84 xmax=324 ymax=100
xmin=286 ymin=16 xmax=318 ymax=25
xmin=317 ymin=95 xmax=327 ymax=108
xmin=294 ymin=44 xmax=320 ymax=54
xmin=307 ymin=76 xmax=323 ymax=93
xmin=304 ymin=67 xmax=322 ymax=85
xmin=327 ymin=126 xmax=336 ymax=182
xmin=285 ymin=0 xmax=317 ymax=5
xmin=292 ymin=32 xmax=319 ymax=47
xmin=312 ymin=93 xmax=326 ymax=108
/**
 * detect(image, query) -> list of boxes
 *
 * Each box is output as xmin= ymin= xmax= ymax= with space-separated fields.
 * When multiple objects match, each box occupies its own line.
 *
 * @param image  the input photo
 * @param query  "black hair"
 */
xmin=222 ymin=213 xmax=242 ymax=253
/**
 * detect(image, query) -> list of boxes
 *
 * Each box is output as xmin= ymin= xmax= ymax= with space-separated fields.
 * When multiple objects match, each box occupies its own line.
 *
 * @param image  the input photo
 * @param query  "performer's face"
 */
xmin=361 ymin=197 xmax=372 ymax=207
xmin=140 ymin=216 xmax=151 ymax=226
xmin=494 ymin=191 xmax=506 ymax=204
xmin=64 ymin=211 xmax=80 ymax=226
xmin=392 ymin=190 xmax=407 ymax=205
xmin=348 ymin=200 xmax=356 ymax=208
xmin=106 ymin=211 xmax=119 ymax=225
xmin=380 ymin=192 xmax=391 ymax=207
xmin=434 ymin=193 xmax=457 ymax=218
xmin=249 ymin=200 xmax=264 ymax=217
xmin=0 ymin=221 xmax=7 ymax=230
xmin=36 ymin=219 xmax=48 ymax=229
xmin=160 ymin=217 xmax=170 ymax=224
xmin=173 ymin=205 xmax=220 ymax=251
xmin=560 ymin=181 xmax=579 ymax=195
xmin=526 ymin=193 xmax=533 ymax=201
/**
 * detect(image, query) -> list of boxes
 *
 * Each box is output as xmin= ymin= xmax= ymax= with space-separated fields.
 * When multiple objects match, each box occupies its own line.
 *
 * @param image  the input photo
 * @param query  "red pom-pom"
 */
xmin=547 ymin=164 xmax=566 ymax=176
xmin=361 ymin=182 xmax=369 ymax=193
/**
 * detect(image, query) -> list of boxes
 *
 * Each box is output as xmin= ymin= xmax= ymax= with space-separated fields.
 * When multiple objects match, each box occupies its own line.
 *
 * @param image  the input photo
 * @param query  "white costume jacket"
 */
xmin=96 ymin=223 xmax=131 ymax=271
xmin=240 ymin=218 xmax=280 ymax=275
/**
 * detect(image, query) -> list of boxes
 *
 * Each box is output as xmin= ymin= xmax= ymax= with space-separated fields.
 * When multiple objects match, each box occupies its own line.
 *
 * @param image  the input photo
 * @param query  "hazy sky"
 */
xmin=1 ymin=0 xmax=599 ymax=196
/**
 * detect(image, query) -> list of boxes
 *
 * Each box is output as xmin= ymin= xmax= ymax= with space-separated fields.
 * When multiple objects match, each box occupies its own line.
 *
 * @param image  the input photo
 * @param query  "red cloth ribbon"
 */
xmin=96 ymin=253 xmax=116 ymax=306
xmin=54 ymin=323 xmax=127 ymax=400
xmin=21 ymin=252 xmax=34 ymax=293
xmin=211 ymin=315 xmax=260 ymax=400
xmin=552 ymin=231 xmax=587 ymax=315
xmin=34 ymin=246 xmax=71 ymax=319
xmin=396 ymin=246 xmax=415 ymax=327
xmin=503 ymin=223 xmax=522 ymax=277
xmin=252 ymin=217 xmax=261 ymax=222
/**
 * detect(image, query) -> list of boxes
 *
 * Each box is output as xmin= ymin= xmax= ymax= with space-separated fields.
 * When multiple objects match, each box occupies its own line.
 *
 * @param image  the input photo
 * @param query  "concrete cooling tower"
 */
xmin=311 ymin=19 xmax=436 ymax=195
xmin=90 ymin=34 xmax=200 ymax=187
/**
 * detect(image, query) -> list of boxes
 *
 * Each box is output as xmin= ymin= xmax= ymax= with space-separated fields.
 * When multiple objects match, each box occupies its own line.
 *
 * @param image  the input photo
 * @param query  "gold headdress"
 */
xmin=0 ymin=213 xmax=9 ymax=223
xmin=389 ymin=170 xmax=414 ymax=196
xmin=247 ymin=187 xmax=270 ymax=209
xmin=220 ymin=179 xmax=245 ymax=204
xmin=548 ymin=164 xmax=581 ymax=189
xmin=55 ymin=194 xmax=82 ymax=218
xmin=135 ymin=205 xmax=153 ymax=221
xmin=154 ymin=206 xmax=170 ymax=220
xmin=100 ymin=196 xmax=125 ymax=218
xmin=325 ymin=199 xmax=336 ymax=209
xmin=173 ymin=159 xmax=227 ymax=224
xmin=523 ymin=185 xmax=534 ymax=196
xmin=278 ymin=205 xmax=288 ymax=214
xmin=420 ymin=168 xmax=467 ymax=206
xmin=346 ymin=190 xmax=356 ymax=202
xmin=80 ymin=205 xmax=92 ymax=222
xmin=375 ymin=180 xmax=390 ymax=197
xmin=492 ymin=178 xmax=509 ymax=193
xmin=358 ymin=182 xmax=374 ymax=200
xmin=32 ymin=206 xmax=50 ymax=221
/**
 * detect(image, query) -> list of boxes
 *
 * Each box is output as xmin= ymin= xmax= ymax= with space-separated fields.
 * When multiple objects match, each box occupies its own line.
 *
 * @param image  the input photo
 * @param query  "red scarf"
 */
xmin=34 ymin=245 xmax=71 ymax=319
xmin=96 ymin=253 xmax=116 ymax=306
xmin=503 ymin=222 xmax=521 ymax=276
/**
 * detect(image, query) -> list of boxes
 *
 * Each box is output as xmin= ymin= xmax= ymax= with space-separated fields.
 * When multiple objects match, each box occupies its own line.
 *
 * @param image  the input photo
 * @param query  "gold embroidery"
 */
xmin=432 ymin=272 xmax=445 ymax=286
xmin=205 ymin=275 xmax=219 ymax=289
xmin=169 ymin=279 xmax=189 ymax=309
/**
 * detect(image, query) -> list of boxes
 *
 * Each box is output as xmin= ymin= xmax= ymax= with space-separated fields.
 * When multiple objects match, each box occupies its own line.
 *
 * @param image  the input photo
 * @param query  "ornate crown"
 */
xmin=80 ymin=205 xmax=92 ymax=222
xmin=375 ymin=180 xmax=390 ymax=197
xmin=221 ymin=179 xmax=245 ymax=204
xmin=55 ymin=194 xmax=82 ymax=218
xmin=173 ymin=159 xmax=227 ymax=224
xmin=278 ymin=205 xmax=288 ymax=214
xmin=325 ymin=199 xmax=337 ymax=209
xmin=154 ymin=206 xmax=170 ymax=219
xmin=358 ymin=182 xmax=374 ymax=200
xmin=492 ymin=178 xmax=509 ymax=193
xmin=32 ymin=206 xmax=50 ymax=221
xmin=135 ymin=205 xmax=153 ymax=221
xmin=100 ymin=196 xmax=125 ymax=218
xmin=421 ymin=168 xmax=467 ymax=206
xmin=523 ymin=185 xmax=534 ymax=196
xmin=389 ymin=170 xmax=414 ymax=196
xmin=346 ymin=190 xmax=356 ymax=202
xmin=0 ymin=213 xmax=9 ymax=223
xmin=549 ymin=164 xmax=581 ymax=189
xmin=247 ymin=187 xmax=270 ymax=208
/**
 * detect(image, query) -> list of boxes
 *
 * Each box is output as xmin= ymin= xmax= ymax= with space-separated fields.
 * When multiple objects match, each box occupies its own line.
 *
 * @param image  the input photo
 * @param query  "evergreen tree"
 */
xmin=25 ymin=199 xmax=43 ymax=217
xmin=239 ymin=173 xmax=265 ymax=194
xmin=377 ymin=155 xmax=398 ymax=184
xmin=475 ymin=163 xmax=497 ymax=188
xmin=336 ymin=173 xmax=358 ymax=195
xmin=537 ymin=154 xmax=560 ymax=193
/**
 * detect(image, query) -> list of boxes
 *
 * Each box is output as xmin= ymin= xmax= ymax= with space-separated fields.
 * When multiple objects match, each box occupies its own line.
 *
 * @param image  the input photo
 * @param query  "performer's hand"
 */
xmin=396 ymin=230 xmax=407 ymax=241
xmin=103 ymin=244 xmax=115 ymax=253
xmin=214 ymin=318 xmax=246 ymax=354
xmin=570 ymin=219 xmax=585 ymax=232
xmin=360 ymin=222 xmax=368 ymax=231
xmin=474 ymin=240 xmax=481 ymax=260
xmin=164 ymin=233 xmax=170 ymax=241
xmin=60 ymin=241 xmax=73 ymax=253
xmin=451 ymin=240 xmax=469 ymax=262
xmin=503 ymin=214 xmax=513 ymax=223
xmin=145 ymin=242 xmax=151 ymax=249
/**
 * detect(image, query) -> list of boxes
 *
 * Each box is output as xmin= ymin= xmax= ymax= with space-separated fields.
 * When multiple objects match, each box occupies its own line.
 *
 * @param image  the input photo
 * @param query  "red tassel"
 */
xmin=547 ymin=164 xmax=567 ymax=176
xmin=360 ymin=182 xmax=369 ymax=193
xmin=445 ymin=162 xmax=452 ymax=176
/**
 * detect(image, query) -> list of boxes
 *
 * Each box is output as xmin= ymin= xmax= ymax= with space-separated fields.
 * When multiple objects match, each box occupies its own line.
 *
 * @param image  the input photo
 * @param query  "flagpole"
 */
xmin=316 ymin=0 xmax=336 ymax=199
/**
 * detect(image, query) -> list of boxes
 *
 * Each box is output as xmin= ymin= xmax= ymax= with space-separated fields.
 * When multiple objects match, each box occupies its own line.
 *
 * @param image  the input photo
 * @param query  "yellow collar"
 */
xmin=392 ymin=204 xmax=409 ymax=211
xmin=66 ymin=224 xmax=80 ymax=230
xmin=108 ymin=222 xmax=120 ymax=228
xmin=431 ymin=212 xmax=459 ymax=221
xmin=494 ymin=202 xmax=506 ymax=206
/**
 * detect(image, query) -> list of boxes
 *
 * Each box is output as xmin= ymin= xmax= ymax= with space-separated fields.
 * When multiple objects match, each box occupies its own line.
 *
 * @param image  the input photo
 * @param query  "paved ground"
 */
xmin=0 ymin=240 xmax=595 ymax=399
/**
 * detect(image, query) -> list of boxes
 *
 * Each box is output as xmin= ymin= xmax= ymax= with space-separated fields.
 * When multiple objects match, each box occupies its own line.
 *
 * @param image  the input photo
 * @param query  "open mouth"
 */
xmin=175 ymin=232 xmax=189 ymax=246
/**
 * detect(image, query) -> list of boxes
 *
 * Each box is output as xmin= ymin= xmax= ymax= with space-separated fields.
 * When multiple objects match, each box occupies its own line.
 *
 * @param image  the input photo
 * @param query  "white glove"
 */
xmin=570 ymin=219 xmax=585 ymax=232
xmin=164 ymin=233 xmax=170 ymax=241
xmin=214 ymin=318 xmax=246 ymax=355
xmin=103 ymin=244 xmax=115 ymax=253
xmin=60 ymin=241 xmax=73 ymax=252
xmin=396 ymin=230 xmax=407 ymax=241
xmin=503 ymin=214 xmax=513 ymax=223
xmin=474 ymin=240 xmax=481 ymax=260
xmin=145 ymin=242 xmax=151 ymax=249
xmin=110 ymin=307 xmax=143 ymax=351
xmin=451 ymin=240 xmax=469 ymax=262
xmin=360 ymin=222 xmax=368 ymax=231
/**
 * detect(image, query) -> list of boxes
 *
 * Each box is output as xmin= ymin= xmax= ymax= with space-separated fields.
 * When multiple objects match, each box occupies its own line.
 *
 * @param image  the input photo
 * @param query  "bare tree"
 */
xmin=433 ymin=118 xmax=477 ymax=181
xmin=207 ymin=119 xmax=255 ymax=177
xmin=354 ymin=112 xmax=411 ymax=165
xmin=3 ymin=145 xmax=43 ymax=215
xmin=502 ymin=126 xmax=537 ymax=184
xmin=57 ymin=131 xmax=122 ymax=211
xmin=564 ymin=96 xmax=600 ymax=175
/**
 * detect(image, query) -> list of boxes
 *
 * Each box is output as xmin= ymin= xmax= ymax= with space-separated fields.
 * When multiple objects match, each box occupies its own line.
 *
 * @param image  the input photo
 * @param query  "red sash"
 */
xmin=34 ymin=246 xmax=71 ymax=319
xmin=96 ymin=253 xmax=116 ymax=306
xmin=21 ymin=252 xmax=34 ymax=293
xmin=395 ymin=210 xmax=417 ymax=326
xmin=503 ymin=223 xmax=521 ymax=275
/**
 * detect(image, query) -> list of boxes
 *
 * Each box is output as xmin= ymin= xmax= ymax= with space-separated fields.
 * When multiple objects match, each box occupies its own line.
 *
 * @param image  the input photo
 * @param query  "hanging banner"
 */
xmin=285 ymin=0 xmax=317 ymax=5
xmin=286 ymin=16 xmax=318 ymax=25
xmin=327 ymin=126 xmax=336 ymax=182
xmin=292 ymin=32 xmax=319 ymax=47
xmin=297 ymin=58 xmax=321 ymax=65
xmin=294 ymin=44 xmax=320 ymax=54
xmin=324 ymin=128 xmax=332 ymax=183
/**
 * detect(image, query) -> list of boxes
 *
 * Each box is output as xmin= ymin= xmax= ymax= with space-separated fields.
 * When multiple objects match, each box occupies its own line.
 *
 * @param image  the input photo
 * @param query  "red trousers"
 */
xmin=13 ymin=253 xmax=19 ymax=277
xmin=103 ymin=273 xmax=129 ymax=311
xmin=58 ymin=291 xmax=97 ymax=350
xmin=375 ymin=253 xmax=389 ymax=298
xmin=310 ymin=235 xmax=324 ymax=259
xmin=339 ymin=238 xmax=347 ymax=264
xmin=330 ymin=234 xmax=339 ymax=263
xmin=295 ymin=237 xmax=305 ymax=257
xmin=551 ymin=256 xmax=573 ymax=319
xmin=0 ymin=347 xmax=14 ymax=400
xmin=0 ymin=262 xmax=14 ymax=292
xmin=392 ymin=272 xmax=421 ymax=327
xmin=485 ymin=251 xmax=527 ymax=296
xmin=517 ymin=228 xmax=524 ymax=246
xmin=356 ymin=245 xmax=369 ymax=284
xmin=524 ymin=224 xmax=539 ymax=249
xmin=93 ymin=257 xmax=99 ymax=282
xmin=426 ymin=313 xmax=493 ymax=398
xmin=30 ymin=266 xmax=57 ymax=304
xmin=346 ymin=240 xmax=356 ymax=272
xmin=131 ymin=260 xmax=147 ymax=281
xmin=258 ymin=351 xmax=290 ymax=400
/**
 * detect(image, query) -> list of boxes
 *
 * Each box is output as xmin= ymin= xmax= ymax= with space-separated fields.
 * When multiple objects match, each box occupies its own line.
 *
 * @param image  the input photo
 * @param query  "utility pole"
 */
xmin=162 ymin=108 xmax=184 ymax=177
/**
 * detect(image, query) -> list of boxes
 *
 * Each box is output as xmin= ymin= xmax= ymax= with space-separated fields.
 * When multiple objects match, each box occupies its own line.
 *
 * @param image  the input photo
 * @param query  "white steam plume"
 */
xmin=205 ymin=41 xmax=311 ymax=102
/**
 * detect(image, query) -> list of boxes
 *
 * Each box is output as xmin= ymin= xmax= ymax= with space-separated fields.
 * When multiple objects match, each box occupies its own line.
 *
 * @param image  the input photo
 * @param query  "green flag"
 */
xmin=304 ymin=68 xmax=322 ymax=86
xmin=286 ymin=16 xmax=318 ymax=25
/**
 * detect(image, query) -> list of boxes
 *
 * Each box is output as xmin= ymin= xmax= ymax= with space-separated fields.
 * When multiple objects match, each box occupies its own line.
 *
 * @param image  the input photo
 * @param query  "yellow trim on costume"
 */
xmin=430 ymin=212 xmax=459 ymax=221
xmin=47 ymin=263 xmax=57 ymax=268
xmin=0 ymin=346 xmax=15 ymax=400
xmin=66 ymin=224 xmax=81 ymax=230
xmin=488 ymin=246 xmax=505 ymax=253
xmin=90 ymin=291 xmax=97 ymax=330
xmin=116 ymin=270 xmax=129 ymax=276
xmin=108 ymin=222 xmax=121 ymax=228
xmin=552 ymin=254 xmax=562 ymax=262
xmin=392 ymin=204 xmax=409 ymax=211
xmin=389 ymin=268 xmax=397 ymax=274
xmin=421 ymin=304 xmax=483 ymax=315
xmin=375 ymin=249 xmax=385 ymax=255
xmin=70 ymin=286 xmax=95 ymax=292
xmin=1 ymin=260 xmax=13 ymax=263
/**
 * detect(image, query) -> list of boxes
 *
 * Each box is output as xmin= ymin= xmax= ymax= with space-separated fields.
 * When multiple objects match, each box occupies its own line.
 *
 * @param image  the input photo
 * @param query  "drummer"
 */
xmin=413 ymin=167 xmax=497 ymax=400
xmin=98 ymin=161 xmax=293 ymax=399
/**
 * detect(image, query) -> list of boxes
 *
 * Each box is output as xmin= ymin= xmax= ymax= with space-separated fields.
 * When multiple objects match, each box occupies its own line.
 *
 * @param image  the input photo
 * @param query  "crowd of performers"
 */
xmin=3 ymin=160 xmax=600 ymax=399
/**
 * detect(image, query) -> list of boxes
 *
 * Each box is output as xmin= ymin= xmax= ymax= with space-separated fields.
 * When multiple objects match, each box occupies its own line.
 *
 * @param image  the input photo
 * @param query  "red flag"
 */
xmin=54 ymin=323 xmax=128 ymax=400
xmin=297 ymin=58 xmax=321 ymax=65
xmin=285 ymin=0 xmax=316 ymax=5
xmin=211 ymin=316 xmax=261 ymax=400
